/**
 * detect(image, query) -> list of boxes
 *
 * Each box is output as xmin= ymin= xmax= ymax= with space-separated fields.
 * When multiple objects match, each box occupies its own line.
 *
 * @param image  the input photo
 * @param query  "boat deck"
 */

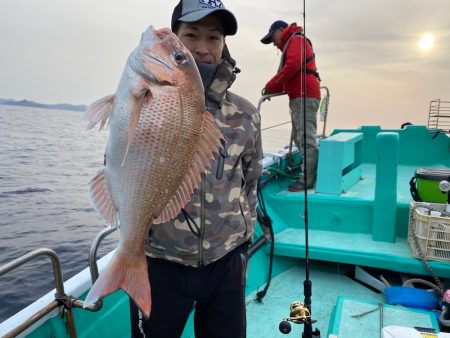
xmin=245 ymin=262 xmax=438 ymax=337
xmin=260 ymin=161 xmax=450 ymax=278
xmin=274 ymin=228 xmax=450 ymax=277
xmin=2 ymin=126 xmax=448 ymax=338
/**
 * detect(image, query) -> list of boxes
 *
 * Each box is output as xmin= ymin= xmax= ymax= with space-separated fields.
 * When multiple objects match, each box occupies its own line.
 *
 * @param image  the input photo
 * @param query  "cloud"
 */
xmin=1 ymin=0 xmax=449 ymax=131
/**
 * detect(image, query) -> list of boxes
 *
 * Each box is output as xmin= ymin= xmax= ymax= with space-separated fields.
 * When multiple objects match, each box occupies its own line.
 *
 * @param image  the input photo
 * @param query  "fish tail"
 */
xmin=83 ymin=250 xmax=152 ymax=318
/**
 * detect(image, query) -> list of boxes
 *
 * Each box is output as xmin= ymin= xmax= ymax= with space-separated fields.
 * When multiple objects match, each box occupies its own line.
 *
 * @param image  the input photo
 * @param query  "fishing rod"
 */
xmin=279 ymin=0 xmax=320 ymax=337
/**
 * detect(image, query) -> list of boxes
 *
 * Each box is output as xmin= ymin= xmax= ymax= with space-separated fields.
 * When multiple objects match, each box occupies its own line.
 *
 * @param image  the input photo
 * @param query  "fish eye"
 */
xmin=174 ymin=52 xmax=188 ymax=65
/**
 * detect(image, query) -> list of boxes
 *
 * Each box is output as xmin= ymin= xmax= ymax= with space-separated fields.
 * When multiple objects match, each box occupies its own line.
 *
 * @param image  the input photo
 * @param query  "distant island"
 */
xmin=0 ymin=98 xmax=87 ymax=112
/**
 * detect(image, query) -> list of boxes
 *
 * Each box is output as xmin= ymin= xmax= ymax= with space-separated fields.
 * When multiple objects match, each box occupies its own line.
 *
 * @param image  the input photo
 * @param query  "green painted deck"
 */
xmin=274 ymin=228 xmax=450 ymax=278
xmin=260 ymin=125 xmax=450 ymax=278
xmin=264 ymin=163 xmax=450 ymax=278
xmin=246 ymin=262 xmax=383 ymax=337
xmin=23 ymin=260 xmax=441 ymax=338
xmin=246 ymin=261 xmax=439 ymax=337
xmin=329 ymin=296 xmax=439 ymax=337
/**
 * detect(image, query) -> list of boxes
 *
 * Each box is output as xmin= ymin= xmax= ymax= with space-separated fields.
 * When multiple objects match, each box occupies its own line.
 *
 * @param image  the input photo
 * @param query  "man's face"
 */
xmin=272 ymin=28 xmax=283 ymax=47
xmin=176 ymin=15 xmax=226 ymax=64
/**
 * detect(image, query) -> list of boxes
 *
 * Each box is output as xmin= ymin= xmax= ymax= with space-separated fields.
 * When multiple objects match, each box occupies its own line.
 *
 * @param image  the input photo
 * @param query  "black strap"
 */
xmin=181 ymin=208 xmax=200 ymax=237
xmin=303 ymin=68 xmax=321 ymax=81
xmin=305 ymin=53 xmax=315 ymax=64
xmin=283 ymin=33 xmax=321 ymax=81
xmin=255 ymin=179 xmax=275 ymax=302
xmin=409 ymin=177 xmax=422 ymax=202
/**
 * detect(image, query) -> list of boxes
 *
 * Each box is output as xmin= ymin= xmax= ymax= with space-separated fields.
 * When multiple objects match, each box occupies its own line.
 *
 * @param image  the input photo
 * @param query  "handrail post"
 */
xmin=0 ymin=222 xmax=118 ymax=338
xmin=256 ymin=93 xmax=286 ymax=114
xmin=88 ymin=225 xmax=118 ymax=284
xmin=0 ymin=248 xmax=77 ymax=338
xmin=0 ymin=248 xmax=64 ymax=294
xmin=320 ymin=86 xmax=330 ymax=138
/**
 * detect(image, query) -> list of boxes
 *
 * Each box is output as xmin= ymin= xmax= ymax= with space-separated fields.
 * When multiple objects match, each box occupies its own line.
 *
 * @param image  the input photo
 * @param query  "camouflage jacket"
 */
xmin=145 ymin=57 xmax=263 ymax=267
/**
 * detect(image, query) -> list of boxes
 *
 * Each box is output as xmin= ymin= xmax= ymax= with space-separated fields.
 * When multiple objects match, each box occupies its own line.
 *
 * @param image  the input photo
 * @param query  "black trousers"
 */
xmin=130 ymin=245 xmax=248 ymax=338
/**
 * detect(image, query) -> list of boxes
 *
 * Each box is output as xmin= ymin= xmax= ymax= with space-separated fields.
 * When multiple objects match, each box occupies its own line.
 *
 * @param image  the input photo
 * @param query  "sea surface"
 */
xmin=0 ymin=105 xmax=292 ymax=322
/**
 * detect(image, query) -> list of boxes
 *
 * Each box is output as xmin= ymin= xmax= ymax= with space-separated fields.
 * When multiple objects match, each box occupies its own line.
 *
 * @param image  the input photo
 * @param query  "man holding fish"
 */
xmin=83 ymin=0 xmax=262 ymax=337
xmin=131 ymin=1 xmax=263 ymax=337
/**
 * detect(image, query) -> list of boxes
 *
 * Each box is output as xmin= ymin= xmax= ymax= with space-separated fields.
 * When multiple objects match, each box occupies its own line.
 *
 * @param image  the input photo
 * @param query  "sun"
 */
xmin=419 ymin=33 xmax=434 ymax=52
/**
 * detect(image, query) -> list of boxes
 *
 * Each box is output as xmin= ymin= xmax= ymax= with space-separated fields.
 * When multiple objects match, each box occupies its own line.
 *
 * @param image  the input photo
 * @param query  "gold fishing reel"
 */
xmin=286 ymin=301 xmax=311 ymax=324
xmin=279 ymin=301 xmax=317 ymax=334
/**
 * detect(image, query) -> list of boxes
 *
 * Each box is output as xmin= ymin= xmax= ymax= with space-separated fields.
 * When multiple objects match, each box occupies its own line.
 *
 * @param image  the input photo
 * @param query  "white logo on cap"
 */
xmin=199 ymin=0 xmax=223 ymax=8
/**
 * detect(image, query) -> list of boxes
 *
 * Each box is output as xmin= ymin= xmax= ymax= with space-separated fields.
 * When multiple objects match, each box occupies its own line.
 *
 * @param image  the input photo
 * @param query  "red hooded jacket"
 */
xmin=265 ymin=23 xmax=321 ymax=99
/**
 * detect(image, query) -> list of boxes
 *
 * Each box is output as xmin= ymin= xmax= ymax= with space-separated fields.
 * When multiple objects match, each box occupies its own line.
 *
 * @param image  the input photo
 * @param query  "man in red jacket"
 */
xmin=261 ymin=20 xmax=321 ymax=191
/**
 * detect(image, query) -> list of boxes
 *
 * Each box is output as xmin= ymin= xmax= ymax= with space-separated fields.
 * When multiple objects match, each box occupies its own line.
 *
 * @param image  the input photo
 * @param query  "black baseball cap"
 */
xmin=260 ymin=20 xmax=288 ymax=44
xmin=171 ymin=0 xmax=238 ymax=36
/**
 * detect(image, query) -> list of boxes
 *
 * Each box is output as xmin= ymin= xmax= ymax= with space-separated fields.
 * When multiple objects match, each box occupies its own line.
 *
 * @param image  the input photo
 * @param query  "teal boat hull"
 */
xmin=2 ymin=125 xmax=449 ymax=337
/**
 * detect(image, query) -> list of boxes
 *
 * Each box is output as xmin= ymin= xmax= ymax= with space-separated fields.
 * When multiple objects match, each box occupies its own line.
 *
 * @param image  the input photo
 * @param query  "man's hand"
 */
xmin=261 ymin=87 xmax=271 ymax=96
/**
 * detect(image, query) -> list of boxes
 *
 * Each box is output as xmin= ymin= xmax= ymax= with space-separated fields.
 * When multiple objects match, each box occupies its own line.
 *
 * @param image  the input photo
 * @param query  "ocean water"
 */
xmin=0 ymin=105 xmax=292 ymax=322
xmin=0 ymin=105 xmax=119 ymax=322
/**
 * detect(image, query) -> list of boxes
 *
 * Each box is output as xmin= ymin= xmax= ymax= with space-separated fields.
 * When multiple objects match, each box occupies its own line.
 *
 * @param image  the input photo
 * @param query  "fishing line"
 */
xmin=261 ymin=121 xmax=291 ymax=131
xmin=301 ymin=0 xmax=319 ymax=337
xmin=302 ymin=0 xmax=310 ymax=284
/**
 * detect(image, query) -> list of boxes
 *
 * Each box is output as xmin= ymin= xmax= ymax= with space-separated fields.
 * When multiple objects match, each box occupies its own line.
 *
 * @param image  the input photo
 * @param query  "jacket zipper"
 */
xmin=198 ymin=173 xmax=206 ymax=266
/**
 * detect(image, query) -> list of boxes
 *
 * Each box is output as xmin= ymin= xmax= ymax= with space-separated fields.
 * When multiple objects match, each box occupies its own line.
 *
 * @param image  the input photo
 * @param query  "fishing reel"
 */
xmin=279 ymin=301 xmax=319 ymax=335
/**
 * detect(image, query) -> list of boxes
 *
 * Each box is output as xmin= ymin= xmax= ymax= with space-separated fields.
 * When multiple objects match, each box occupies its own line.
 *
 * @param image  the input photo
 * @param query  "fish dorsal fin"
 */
xmin=88 ymin=168 xmax=118 ymax=226
xmin=153 ymin=112 xmax=224 ymax=224
xmin=83 ymin=95 xmax=115 ymax=130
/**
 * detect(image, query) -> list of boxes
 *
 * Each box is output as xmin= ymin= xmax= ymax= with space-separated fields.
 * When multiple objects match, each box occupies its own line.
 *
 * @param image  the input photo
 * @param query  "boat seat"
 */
xmin=316 ymin=132 xmax=363 ymax=195
xmin=272 ymin=227 xmax=450 ymax=278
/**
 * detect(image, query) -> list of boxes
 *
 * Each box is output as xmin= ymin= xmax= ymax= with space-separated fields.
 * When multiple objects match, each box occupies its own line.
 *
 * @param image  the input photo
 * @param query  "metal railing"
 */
xmin=88 ymin=225 xmax=118 ymax=284
xmin=319 ymin=86 xmax=330 ymax=138
xmin=0 ymin=224 xmax=118 ymax=338
xmin=257 ymin=87 xmax=331 ymax=139
xmin=257 ymin=92 xmax=286 ymax=113
xmin=0 ymin=249 xmax=78 ymax=337
xmin=428 ymin=99 xmax=450 ymax=133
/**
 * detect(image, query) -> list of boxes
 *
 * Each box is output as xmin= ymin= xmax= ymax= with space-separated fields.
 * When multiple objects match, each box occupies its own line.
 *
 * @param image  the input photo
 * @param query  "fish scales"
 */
xmin=82 ymin=26 xmax=223 ymax=317
xmin=110 ymin=90 xmax=200 ymax=230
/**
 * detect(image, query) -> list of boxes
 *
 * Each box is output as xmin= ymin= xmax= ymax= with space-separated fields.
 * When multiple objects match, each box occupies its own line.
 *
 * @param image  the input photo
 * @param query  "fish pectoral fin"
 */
xmin=153 ymin=111 xmax=224 ymax=224
xmin=121 ymin=90 xmax=149 ymax=166
xmin=83 ymin=94 xmax=115 ymax=130
xmin=83 ymin=250 xmax=152 ymax=318
xmin=88 ymin=169 xmax=117 ymax=226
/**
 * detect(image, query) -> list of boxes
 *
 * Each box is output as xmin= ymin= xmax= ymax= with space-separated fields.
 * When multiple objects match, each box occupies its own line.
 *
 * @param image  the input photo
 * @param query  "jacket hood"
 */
xmin=278 ymin=23 xmax=303 ymax=50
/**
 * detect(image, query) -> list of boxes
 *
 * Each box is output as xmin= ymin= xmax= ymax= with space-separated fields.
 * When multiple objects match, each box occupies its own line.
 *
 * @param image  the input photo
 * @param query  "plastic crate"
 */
xmin=408 ymin=202 xmax=450 ymax=262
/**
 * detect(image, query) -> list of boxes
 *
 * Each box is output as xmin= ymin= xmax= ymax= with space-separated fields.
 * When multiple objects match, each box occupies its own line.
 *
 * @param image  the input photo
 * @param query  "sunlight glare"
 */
xmin=419 ymin=33 xmax=434 ymax=52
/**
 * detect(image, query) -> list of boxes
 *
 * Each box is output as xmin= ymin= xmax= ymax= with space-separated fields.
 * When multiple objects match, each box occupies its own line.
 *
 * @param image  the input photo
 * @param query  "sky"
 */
xmin=1 ymin=0 xmax=449 ymax=132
